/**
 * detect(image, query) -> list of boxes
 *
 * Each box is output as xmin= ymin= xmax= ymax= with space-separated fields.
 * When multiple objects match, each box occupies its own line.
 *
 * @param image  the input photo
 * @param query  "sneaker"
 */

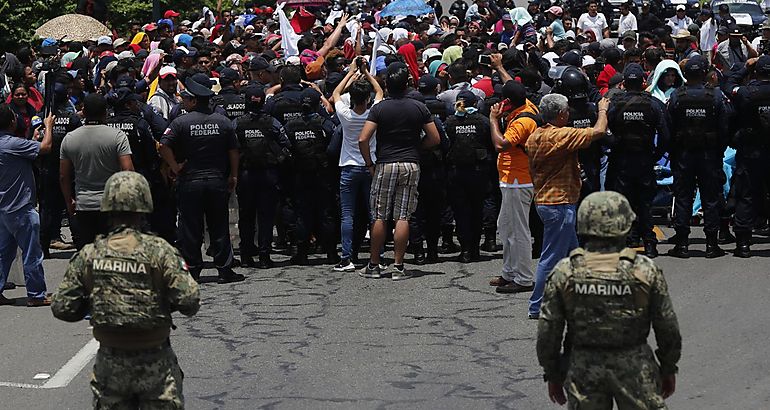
xmin=358 ymin=263 xmax=382 ymax=279
xmin=333 ymin=259 xmax=356 ymax=272
xmin=391 ymin=264 xmax=412 ymax=281
xmin=496 ymin=282 xmax=534 ymax=294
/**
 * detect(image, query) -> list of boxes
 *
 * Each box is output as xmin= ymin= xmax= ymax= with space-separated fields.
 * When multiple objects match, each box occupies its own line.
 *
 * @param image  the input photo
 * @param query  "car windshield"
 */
xmin=714 ymin=1 xmax=761 ymax=14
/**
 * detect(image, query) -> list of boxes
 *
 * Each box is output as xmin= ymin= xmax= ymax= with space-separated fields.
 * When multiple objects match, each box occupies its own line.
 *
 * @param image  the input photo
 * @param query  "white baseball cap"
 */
xmin=159 ymin=66 xmax=178 ymax=78
xmin=422 ymin=48 xmax=442 ymax=62
xmin=676 ymin=4 xmax=686 ymax=11
xmin=113 ymin=38 xmax=127 ymax=48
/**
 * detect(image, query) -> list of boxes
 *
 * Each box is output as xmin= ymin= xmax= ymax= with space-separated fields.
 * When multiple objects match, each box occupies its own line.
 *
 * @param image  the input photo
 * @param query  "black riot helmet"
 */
xmin=553 ymin=67 xmax=589 ymax=101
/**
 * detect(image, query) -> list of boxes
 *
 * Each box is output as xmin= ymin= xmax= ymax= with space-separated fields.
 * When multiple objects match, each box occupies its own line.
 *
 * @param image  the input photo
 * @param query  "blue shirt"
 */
xmin=0 ymin=132 xmax=40 ymax=213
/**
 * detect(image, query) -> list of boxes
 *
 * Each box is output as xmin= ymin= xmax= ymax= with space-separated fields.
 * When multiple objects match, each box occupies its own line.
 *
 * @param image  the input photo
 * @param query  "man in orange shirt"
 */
xmin=488 ymin=81 xmax=540 ymax=294
xmin=526 ymin=93 xmax=609 ymax=319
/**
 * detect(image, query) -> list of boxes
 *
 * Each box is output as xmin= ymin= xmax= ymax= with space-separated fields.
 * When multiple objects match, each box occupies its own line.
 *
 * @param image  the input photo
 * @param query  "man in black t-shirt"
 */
xmin=358 ymin=63 xmax=441 ymax=280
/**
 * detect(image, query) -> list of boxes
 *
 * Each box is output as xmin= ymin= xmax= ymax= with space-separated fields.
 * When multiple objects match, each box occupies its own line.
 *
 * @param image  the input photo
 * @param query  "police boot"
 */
xmin=256 ymin=253 xmax=274 ymax=269
xmin=240 ymin=255 xmax=257 ymax=268
xmin=290 ymin=243 xmax=309 ymax=265
xmin=734 ymin=232 xmax=752 ymax=258
xmin=481 ymin=230 xmax=501 ymax=252
xmin=326 ymin=246 xmax=340 ymax=265
xmin=705 ymin=233 xmax=726 ymax=259
xmin=426 ymin=244 xmax=439 ymax=263
xmin=217 ymin=267 xmax=246 ymax=284
xmin=718 ymin=218 xmax=735 ymax=244
xmin=667 ymin=235 xmax=689 ymax=259
xmin=440 ymin=230 xmax=459 ymax=254
xmin=457 ymin=250 xmax=473 ymax=263
xmin=643 ymin=241 xmax=659 ymax=258
xmin=412 ymin=242 xmax=426 ymax=265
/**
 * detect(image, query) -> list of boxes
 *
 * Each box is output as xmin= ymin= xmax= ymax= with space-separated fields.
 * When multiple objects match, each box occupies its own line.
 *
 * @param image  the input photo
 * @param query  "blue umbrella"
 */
xmin=380 ymin=0 xmax=434 ymax=17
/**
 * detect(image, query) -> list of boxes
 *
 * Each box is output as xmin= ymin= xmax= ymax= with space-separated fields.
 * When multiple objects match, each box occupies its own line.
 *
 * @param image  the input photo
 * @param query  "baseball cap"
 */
xmin=183 ymin=73 xmax=214 ymax=97
xmin=180 ymin=19 xmax=192 ymax=27
xmin=502 ymin=13 xmax=513 ymax=21
xmin=164 ymin=10 xmax=180 ymax=19
xmin=558 ymin=50 xmax=582 ymax=67
xmin=456 ymin=90 xmax=479 ymax=107
xmin=418 ymin=75 xmax=440 ymax=91
xmin=756 ymin=55 xmax=770 ymax=73
xmin=249 ymin=56 xmax=274 ymax=71
xmin=422 ymin=48 xmax=442 ymax=62
xmin=671 ymin=29 xmax=692 ymax=39
xmin=244 ymin=85 xmax=266 ymax=109
xmin=621 ymin=30 xmax=637 ymax=41
xmin=547 ymin=6 xmax=563 ymax=16
xmin=159 ymin=66 xmax=177 ymax=79
xmin=717 ymin=26 xmax=729 ymax=35
xmin=219 ymin=67 xmax=240 ymax=84
xmin=109 ymin=87 xmax=140 ymax=105
xmin=301 ymin=87 xmax=322 ymax=107
xmin=502 ymin=80 xmax=526 ymax=106
xmin=623 ymin=62 xmax=645 ymax=81
xmin=158 ymin=18 xmax=174 ymax=31
xmin=143 ymin=23 xmax=158 ymax=32
xmin=701 ymin=8 xmax=712 ymax=16
xmin=582 ymin=55 xmax=596 ymax=67
xmin=684 ymin=54 xmax=708 ymax=73
xmin=729 ymin=25 xmax=742 ymax=36
xmin=676 ymin=4 xmax=685 ymax=11
xmin=97 ymin=36 xmax=112 ymax=46
xmin=113 ymin=38 xmax=127 ymax=48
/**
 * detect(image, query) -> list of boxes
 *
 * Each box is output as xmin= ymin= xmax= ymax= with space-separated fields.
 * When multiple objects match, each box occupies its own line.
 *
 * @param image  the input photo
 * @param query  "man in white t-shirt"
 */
xmin=577 ymin=0 xmax=609 ymax=40
xmin=667 ymin=5 xmax=693 ymax=33
xmin=331 ymin=59 xmax=384 ymax=271
xmin=618 ymin=1 xmax=638 ymax=34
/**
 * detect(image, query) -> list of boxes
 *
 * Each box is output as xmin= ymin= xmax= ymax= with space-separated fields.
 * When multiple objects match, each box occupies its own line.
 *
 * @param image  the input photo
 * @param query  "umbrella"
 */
xmin=277 ymin=0 xmax=331 ymax=8
xmin=35 ymin=13 xmax=111 ymax=42
xmin=380 ymin=0 xmax=434 ymax=17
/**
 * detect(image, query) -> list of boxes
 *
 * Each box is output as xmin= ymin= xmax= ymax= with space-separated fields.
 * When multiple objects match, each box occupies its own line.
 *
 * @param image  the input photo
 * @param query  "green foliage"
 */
xmin=0 ymin=0 xmax=76 ymax=51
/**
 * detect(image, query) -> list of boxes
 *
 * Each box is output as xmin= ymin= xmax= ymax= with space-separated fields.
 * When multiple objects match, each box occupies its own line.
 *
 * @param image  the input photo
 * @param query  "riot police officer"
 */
xmin=284 ymin=87 xmax=337 ymax=265
xmin=211 ymin=68 xmax=246 ymax=121
xmin=234 ymin=85 xmax=290 ymax=268
xmin=553 ymin=67 xmax=603 ymax=198
xmin=667 ymin=55 xmax=732 ymax=258
xmin=607 ymin=63 xmax=670 ymax=258
xmin=444 ymin=90 xmax=494 ymax=263
xmin=723 ymin=55 xmax=770 ymax=257
xmin=39 ymin=81 xmax=81 ymax=258
xmin=106 ymin=87 xmax=173 ymax=242
xmin=159 ymin=73 xmax=245 ymax=283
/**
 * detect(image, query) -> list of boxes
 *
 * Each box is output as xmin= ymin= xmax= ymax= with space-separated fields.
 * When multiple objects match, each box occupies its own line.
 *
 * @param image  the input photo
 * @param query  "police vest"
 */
xmin=108 ymin=113 xmax=151 ymax=172
xmin=236 ymin=113 xmax=282 ymax=169
xmin=212 ymin=91 xmax=246 ymax=120
xmin=741 ymin=85 xmax=770 ymax=147
xmin=84 ymin=230 xmax=171 ymax=332
xmin=285 ymin=115 xmax=328 ymax=170
xmin=445 ymin=113 xmax=489 ymax=166
xmin=425 ymin=97 xmax=448 ymax=121
xmin=568 ymin=104 xmax=596 ymax=129
xmin=610 ymin=92 xmax=656 ymax=152
xmin=47 ymin=111 xmax=80 ymax=169
xmin=672 ymin=87 xmax=719 ymax=149
xmin=271 ymin=94 xmax=304 ymax=125
xmin=562 ymin=248 xmax=652 ymax=349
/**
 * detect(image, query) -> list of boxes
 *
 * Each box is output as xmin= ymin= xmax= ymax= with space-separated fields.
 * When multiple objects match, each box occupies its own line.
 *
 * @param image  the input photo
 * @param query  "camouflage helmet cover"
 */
xmin=577 ymin=191 xmax=636 ymax=237
xmin=100 ymin=171 xmax=153 ymax=213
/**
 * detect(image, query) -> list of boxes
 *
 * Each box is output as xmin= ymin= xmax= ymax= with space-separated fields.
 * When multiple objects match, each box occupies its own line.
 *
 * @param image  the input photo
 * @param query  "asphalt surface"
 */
xmin=1 ymin=224 xmax=769 ymax=409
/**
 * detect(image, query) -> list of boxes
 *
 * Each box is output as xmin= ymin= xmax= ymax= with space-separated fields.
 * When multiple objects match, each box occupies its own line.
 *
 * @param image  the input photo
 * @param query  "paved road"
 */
xmin=1 ymin=226 xmax=769 ymax=409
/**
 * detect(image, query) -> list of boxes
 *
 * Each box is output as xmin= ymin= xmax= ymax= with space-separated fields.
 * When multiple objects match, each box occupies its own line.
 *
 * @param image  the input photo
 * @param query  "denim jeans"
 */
xmin=339 ymin=166 xmax=371 ymax=260
xmin=0 ymin=204 xmax=47 ymax=299
xmin=529 ymin=204 xmax=578 ymax=316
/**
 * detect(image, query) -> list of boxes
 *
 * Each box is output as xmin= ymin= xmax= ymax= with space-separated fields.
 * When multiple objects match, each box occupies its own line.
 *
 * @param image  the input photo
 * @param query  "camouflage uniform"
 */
xmin=52 ymin=172 xmax=200 ymax=409
xmin=536 ymin=191 xmax=682 ymax=410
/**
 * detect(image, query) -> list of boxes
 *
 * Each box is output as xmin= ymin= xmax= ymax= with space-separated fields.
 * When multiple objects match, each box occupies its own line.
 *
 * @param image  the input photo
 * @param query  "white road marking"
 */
xmin=0 ymin=338 xmax=101 ymax=389
xmin=41 ymin=338 xmax=99 ymax=389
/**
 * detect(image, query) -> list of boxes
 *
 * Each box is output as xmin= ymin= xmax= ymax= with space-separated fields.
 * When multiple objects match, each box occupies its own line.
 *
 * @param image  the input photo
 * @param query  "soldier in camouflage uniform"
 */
xmin=51 ymin=171 xmax=200 ymax=409
xmin=536 ymin=191 xmax=682 ymax=409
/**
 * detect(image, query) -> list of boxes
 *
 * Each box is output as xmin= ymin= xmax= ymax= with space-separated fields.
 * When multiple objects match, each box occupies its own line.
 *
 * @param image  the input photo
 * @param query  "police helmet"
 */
xmin=554 ymin=67 xmax=589 ymax=100
xmin=577 ymin=191 xmax=636 ymax=238
xmin=100 ymin=171 xmax=153 ymax=213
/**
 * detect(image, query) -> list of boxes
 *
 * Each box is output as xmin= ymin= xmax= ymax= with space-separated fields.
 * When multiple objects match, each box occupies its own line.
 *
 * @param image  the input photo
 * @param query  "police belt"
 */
xmin=572 ymin=341 xmax=645 ymax=352
xmin=93 ymin=326 xmax=171 ymax=350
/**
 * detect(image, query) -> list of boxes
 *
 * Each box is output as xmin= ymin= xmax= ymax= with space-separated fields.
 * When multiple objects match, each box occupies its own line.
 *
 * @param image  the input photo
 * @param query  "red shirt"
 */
xmin=596 ymin=64 xmax=617 ymax=96
xmin=472 ymin=77 xmax=494 ymax=97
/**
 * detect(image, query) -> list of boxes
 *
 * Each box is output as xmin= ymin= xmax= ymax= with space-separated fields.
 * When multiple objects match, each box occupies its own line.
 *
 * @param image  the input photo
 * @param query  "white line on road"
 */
xmin=41 ymin=338 xmax=99 ymax=389
xmin=0 ymin=338 xmax=101 ymax=389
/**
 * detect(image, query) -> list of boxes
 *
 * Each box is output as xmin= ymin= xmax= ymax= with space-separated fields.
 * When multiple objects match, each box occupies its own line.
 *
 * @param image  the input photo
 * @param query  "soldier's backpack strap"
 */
xmin=618 ymin=247 xmax=652 ymax=308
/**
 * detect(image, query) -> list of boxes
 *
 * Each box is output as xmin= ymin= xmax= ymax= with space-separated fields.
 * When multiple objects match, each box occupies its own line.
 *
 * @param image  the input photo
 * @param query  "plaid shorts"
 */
xmin=370 ymin=162 xmax=421 ymax=221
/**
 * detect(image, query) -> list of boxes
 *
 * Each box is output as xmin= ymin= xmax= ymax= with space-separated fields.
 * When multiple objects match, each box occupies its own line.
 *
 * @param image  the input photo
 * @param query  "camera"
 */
xmin=478 ymin=54 xmax=492 ymax=66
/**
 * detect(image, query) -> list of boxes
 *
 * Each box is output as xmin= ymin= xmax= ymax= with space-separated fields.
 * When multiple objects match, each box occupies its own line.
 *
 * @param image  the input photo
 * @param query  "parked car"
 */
xmin=712 ymin=0 xmax=768 ymax=37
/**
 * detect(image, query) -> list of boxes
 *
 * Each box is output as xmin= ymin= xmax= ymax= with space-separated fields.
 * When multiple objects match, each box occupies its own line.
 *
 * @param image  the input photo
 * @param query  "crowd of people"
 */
xmin=1 ymin=0 xmax=769 ymax=306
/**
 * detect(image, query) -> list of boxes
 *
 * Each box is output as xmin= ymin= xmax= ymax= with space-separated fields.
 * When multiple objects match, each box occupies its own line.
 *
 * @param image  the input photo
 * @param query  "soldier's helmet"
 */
xmin=100 ymin=171 xmax=153 ymax=213
xmin=577 ymin=191 xmax=636 ymax=238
